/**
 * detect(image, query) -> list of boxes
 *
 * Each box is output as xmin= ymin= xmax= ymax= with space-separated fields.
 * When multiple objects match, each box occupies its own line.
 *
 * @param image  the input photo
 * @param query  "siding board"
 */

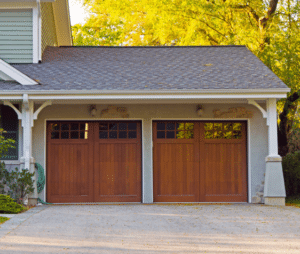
xmin=0 ymin=10 xmax=33 ymax=63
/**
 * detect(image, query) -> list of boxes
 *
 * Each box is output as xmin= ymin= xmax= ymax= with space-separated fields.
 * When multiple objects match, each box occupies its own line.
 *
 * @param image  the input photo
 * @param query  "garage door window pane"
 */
xmin=109 ymin=123 xmax=118 ymax=130
xmin=119 ymin=123 xmax=127 ymax=130
xmin=52 ymin=124 xmax=60 ymax=131
xmin=61 ymin=132 xmax=69 ymax=139
xmin=119 ymin=131 xmax=127 ymax=139
xmin=128 ymin=131 xmax=137 ymax=139
xmin=157 ymin=131 xmax=165 ymax=139
xmin=71 ymin=132 xmax=79 ymax=139
xmin=128 ymin=123 xmax=137 ymax=130
xmin=157 ymin=123 xmax=165 ymax=130
xmin=166 ymin=131 xmax=175 ymax=139
xmin=99 ymin=131 xmax=108 ymax=139
xmin=109 ymin=131 xmax=117 ymax=139
xmin=166 ymin=123 xmax=175 ymax=130
xmin=61 ymin=124 xmax=70 ymax=131
xmin=51 ymin=132 xmax=59 ymax=139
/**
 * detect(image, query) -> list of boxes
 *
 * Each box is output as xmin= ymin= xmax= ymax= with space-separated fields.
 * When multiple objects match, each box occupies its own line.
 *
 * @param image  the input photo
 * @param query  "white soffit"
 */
xmin=0 ymin=59 xmax=38 ymax=85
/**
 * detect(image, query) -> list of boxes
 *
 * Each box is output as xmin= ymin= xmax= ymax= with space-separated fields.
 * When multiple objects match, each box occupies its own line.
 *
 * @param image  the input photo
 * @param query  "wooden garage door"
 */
xmin=153 ymin=121 xmax=247 ymax=202
xmin=47 ymin=121 xmax=141 ymax=203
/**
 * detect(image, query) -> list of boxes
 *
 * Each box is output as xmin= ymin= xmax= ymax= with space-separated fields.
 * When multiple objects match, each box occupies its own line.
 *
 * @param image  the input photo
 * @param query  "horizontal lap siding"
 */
xmin=0 ymin=10 xmax=33 ymax=64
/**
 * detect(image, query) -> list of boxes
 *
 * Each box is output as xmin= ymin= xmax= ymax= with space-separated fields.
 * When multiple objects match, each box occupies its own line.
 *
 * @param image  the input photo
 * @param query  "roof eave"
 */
xmin=0 ymin=88 xmax=290 ymax=100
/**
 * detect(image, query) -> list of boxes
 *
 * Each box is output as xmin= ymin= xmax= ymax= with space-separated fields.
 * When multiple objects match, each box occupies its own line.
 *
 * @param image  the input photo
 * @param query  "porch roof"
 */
xmin=0 ymin=46 xmax=288 ymax=92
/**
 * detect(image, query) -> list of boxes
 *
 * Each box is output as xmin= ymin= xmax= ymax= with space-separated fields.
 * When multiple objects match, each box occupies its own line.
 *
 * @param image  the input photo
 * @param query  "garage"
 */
xmin=153 ymin=121 xmax=247 ymax=202
xmin=46 ymin=121 xmax=142 ymax=203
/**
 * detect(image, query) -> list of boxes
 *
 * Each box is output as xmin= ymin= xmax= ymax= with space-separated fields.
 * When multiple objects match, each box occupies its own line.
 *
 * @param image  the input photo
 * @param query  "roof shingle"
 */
xmin=0 ymin=46 xmax=288 ymax=91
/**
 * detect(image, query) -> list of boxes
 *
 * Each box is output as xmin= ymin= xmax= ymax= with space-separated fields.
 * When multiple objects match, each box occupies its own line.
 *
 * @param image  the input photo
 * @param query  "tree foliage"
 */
xmin=72 ymin=0 xmax=300 ymax=155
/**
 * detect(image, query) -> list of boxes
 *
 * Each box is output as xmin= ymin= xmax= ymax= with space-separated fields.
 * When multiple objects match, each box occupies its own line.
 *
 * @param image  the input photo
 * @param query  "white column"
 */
xmin=264 ymin=98 xmax=286 ymax=206
xmin=267 ymin=98 xmax=280 ymax=158
xmin=21 ymin=95 xmax=37 ymax=204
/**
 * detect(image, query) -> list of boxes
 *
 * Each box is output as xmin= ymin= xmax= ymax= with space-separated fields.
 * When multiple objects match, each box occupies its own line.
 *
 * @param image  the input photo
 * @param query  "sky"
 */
xmin=68 ymin=0 xmax=89 ymax=26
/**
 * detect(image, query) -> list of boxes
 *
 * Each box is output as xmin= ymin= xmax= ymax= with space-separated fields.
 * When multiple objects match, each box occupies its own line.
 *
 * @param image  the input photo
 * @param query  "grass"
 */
xmin=286 ymin=196 xmax=300 ymax=208
xmin=0 ymin=216 xmax=10 ymax=225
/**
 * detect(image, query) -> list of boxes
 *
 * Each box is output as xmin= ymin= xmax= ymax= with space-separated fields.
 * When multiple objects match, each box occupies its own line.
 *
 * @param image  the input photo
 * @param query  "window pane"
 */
xmin=185 ymin=131 xmax=194 ymax=139
xmin=233 ymin=123 xmax=242 ymax=131
xmin=0 ymin=105 xmax=19 ymax=160
xmin=157 ymin=131 xmax=165 ymax=139
xmin=223 ymin=123 xmax=232 ymax=131
xmin=204 ymin=123 xmax=213 ymax=131
xmin=109 ymin=123 xmax=118 ymax=130
xmin=157 ymin=123 xmax=165 ymax=130
xmin=119 ymin=123 xmax=127 ymax=130
xmin=61 ymin=132 xmax=69 ymax=139
xmin=99 ymin=123 xmax=108 ymax=131
xmin=119 ymin=131 xmax=127 ymax=139
xmin=166 ymin=131 xmax=175 ymax=138
xmin=128 ymin=131 xmax=137 ymax=139
xmin=128 ymin=123 xmax=137 ymax=130
xmin=52 ymin=124 xmax=60 ymax=131
xmin=109 ymin=131 xmax=117 ymax=139
xmin=214 ymin=123 xmax=222 ymax=131
xmin=51 ymin=132 xmax=59 ymax=139
xmin=99 ymin=131 xmax=108 ymax=139
xmin=80 ymin=123 xmax=85 ymax=130
xmin=70 ymin=123 xmax=79 ymax=131
xmin=166 ymin=123 xmax=175 ymax=130
xmin=70 ymin=132 xmax=79 ymax=139
xmin=1 ymin=106 xmax=18 ymax=131
xmin=176 ymin=123 xmax=185 ymax=131
xmin=185 ymin=123 xmax=194 ymax=131
xmin=61 ymin=124 xmax=69 ymax=131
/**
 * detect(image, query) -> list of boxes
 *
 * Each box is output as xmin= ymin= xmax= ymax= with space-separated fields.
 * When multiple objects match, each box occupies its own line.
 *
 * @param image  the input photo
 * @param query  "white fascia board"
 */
xmin=27 ymin=94 xmax=288 ymax=100
xmin=0 ymin=88 xmax=291 ymax=95
xmin=0 ymin=59 xmax=38 ymax=85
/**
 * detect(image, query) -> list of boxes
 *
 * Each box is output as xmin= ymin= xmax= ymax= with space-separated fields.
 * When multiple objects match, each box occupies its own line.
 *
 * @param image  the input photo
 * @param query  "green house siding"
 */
xmin=0 ymin=10 xmax=33 ymax=64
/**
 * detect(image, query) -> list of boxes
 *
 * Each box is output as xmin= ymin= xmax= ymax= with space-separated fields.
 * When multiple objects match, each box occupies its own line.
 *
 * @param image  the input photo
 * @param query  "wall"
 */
xmin=33 ymin=103 xmax=268 ymax=203
xmin=0 ymin=9 xmax=33 ymax=63
xmin=41 ymin=2 xmax=57 ymax=56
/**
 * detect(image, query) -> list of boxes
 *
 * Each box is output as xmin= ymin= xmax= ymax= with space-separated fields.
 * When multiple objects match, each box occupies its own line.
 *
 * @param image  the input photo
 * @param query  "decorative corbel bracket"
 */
xmin=3 ymin=100 xmax=22 ymax=119
xmin=248 ymin=99 xmax=269 ymax=126
xmin=33 ymin=100 xmax=52 ymax=121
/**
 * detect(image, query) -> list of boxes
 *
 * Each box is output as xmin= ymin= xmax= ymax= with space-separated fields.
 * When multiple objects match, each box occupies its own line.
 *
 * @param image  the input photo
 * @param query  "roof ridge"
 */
xmin=57 ymin=45 xmax=247 ymax=48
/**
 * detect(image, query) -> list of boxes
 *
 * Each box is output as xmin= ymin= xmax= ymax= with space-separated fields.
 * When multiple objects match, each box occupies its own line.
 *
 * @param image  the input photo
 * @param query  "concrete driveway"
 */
xmin=0 ymin=204 xmax=299 ymax=253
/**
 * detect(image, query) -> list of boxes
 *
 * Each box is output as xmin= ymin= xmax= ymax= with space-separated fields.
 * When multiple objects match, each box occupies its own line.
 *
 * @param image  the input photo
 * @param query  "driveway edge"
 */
xmin=0 ymin=205 xmax=49 ymax=239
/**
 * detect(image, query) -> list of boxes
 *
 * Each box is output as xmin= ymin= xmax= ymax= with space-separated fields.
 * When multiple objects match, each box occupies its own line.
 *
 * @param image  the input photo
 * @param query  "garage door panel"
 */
xmin=200 ymin=122 xmax=247 ymax=202
xmin=47 ymin=142 xmax=93 ymax=203
xmin=93 ymin=122 xmax=142 ymax=202
xmin=153 ymin=122 xmax=200 ymax=202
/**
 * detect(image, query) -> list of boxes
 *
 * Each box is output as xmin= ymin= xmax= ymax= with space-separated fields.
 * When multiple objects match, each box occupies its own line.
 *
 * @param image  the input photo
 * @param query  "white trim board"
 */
xmin=0 ymin=60 xmax=38 ymax=85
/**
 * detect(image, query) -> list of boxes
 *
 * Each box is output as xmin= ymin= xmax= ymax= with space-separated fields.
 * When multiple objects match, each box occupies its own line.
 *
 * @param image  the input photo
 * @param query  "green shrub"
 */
xmin=0 ymin=194 xmax=25 ymax=214
xmin=6 ymin=168 xmax=35 ymax=204
xmin=282 ymin=151 xmax=300 ymax=196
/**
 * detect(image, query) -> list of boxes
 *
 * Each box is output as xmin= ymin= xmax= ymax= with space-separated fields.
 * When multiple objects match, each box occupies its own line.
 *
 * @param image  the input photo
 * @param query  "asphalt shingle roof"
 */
xmin=0 ymin=46 xmax=288 ymax=91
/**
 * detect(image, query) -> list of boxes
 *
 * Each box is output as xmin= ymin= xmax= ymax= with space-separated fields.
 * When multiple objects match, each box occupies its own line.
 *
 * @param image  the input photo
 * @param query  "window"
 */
xmin=0 ymin=105 xmax=19 ymax=160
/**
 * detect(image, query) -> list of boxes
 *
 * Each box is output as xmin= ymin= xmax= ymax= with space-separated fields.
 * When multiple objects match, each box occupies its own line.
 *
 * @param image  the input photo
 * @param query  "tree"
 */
xmin=73 ymin=0 xmax=300 ymax=155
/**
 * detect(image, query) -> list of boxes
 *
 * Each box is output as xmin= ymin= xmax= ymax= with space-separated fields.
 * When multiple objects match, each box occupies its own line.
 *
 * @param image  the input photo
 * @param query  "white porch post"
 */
xmin=21 ymin=94 xmax=38 ymax=205
xmin=264 ymin=98 xmax=286 ymax=206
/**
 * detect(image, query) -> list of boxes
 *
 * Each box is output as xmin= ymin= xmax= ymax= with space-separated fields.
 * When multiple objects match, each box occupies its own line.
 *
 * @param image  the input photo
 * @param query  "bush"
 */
xmin=0 ymin=194 xmax=25 ymax=214
xmin=6 ymin=168 xmax=35 ymax=204
xmin=282 ymin=151 xmax=300 ymax=196
xmin=0 ymin=164 xmax=35 ymax=204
